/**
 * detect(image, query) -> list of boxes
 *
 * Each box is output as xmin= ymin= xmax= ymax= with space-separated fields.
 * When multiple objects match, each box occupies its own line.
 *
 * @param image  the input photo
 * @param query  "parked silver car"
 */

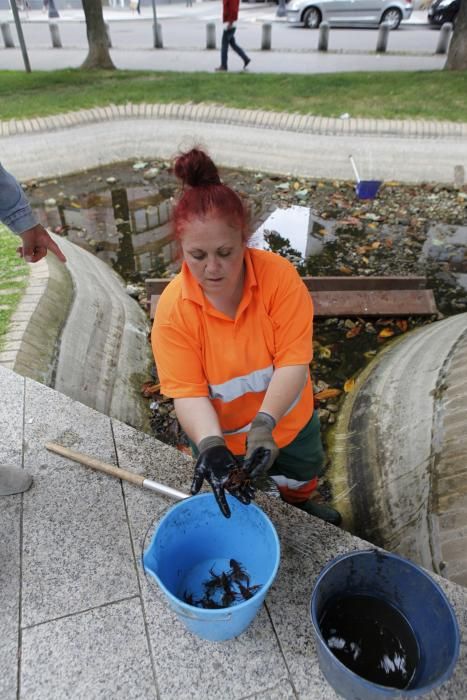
xmin=286 ymin=0 xmax=413 ymax=30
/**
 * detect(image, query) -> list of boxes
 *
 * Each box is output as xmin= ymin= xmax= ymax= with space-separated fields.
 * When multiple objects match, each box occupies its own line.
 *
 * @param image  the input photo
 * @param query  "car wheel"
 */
xmin=429 ymin=13 xmax=444 ymax=25
xmin=381 ymin=7 xmax=402 ymax=30
xmin=303 ymin=7 xmax=322 ymax=29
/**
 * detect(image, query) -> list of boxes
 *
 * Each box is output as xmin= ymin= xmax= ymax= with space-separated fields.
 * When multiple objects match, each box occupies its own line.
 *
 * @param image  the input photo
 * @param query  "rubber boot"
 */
xmin=0 ymin=466 xmax=33 ymax=496
xmin=294 ymin=498 xmax=342 ymax=526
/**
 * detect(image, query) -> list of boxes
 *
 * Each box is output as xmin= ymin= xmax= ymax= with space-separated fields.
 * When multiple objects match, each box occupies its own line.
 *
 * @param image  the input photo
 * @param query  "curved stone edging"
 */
xmin=1 ymin=103 xmax=466 ymax=141
xmin=51 ymin=234 xmax=153 ymax=432
xmin=432 ymin=328 xmax=467 ymax=586
xmin=2 ymin=115 xmax=466 ymax=185
xmin=12 ymin=253 xmax=74 ymax=387
xmin=1 ymin=233 xmax=153 ymax=433
xmin=330 ymin=312 xmax=467 ymax=578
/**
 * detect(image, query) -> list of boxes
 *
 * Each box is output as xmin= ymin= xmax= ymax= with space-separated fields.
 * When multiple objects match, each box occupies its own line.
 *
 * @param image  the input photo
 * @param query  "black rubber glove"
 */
xmin=243 ymin=446 xmax=272 ymax=479
xmin=191 ymin=436 xmax=242 ymax=518
xmin=245 ymin=412 xmax=279 ymax=473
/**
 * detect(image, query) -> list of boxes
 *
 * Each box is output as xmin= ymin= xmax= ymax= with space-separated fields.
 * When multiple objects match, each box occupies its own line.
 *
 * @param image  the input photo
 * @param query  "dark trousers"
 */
xmin=221 ymin=27 xmax=249 ymax=69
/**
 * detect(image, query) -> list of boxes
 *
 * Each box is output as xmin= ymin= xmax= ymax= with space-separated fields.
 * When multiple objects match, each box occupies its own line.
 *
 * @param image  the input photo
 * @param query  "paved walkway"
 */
xmin=0 ymin=6 xmax=447 ymax=72
xmin=1 ymin=363 xmax=467 ymax=699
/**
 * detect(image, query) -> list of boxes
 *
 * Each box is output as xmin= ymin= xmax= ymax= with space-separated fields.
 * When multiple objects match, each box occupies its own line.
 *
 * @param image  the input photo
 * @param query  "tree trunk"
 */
xmin=445 ymin=0 xmax=467 ymax=69
xmin=81 ymin=0 xmax=116 ymax=70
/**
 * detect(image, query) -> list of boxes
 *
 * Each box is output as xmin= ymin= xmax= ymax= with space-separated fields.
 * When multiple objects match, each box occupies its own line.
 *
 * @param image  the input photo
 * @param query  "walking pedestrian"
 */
xmin=151 ymin=148 xmax=341 ymax=525
xmin=215 ymin=0 xmax=251 ymax=72
xmin=0 ymin=162 xmax=66 ymax=496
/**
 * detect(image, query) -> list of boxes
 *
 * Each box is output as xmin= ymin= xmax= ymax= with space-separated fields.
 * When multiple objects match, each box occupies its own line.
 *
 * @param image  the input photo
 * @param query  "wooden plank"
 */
xmin=146 ymin=279 xmax=172 ymax=296
xmin=312 ymin=289 xmax=438 ymax=317
xmin=302 ymin=276 xmax=428 ymax=292
xmin=145 ymin=276 xmax=428 ymax=298
xmin=150 ymin=294 xmax=161 ymax=320
xmin=149 ymin=289 xmax=438 ymax=320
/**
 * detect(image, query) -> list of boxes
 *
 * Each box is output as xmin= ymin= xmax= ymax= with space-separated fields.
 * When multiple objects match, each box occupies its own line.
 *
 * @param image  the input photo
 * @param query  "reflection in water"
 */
xmin=249 ymin=205 xmax=335 ymax=259
xmin=34 ymin=181 xmax=178 ymax=282
xmin=111 ymin=188 xmax=135 ymax=278
xmin=423 ymin=224 xmax=467 ymax=291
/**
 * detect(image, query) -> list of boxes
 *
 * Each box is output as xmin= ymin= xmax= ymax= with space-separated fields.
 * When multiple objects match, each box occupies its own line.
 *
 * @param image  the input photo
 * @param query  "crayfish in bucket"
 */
xmin=183 ymin=559 xmax=262 ymax=609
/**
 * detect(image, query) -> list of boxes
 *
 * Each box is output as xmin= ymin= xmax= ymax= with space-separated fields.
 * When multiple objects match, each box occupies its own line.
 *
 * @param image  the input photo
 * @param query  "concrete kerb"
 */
xmin=1 ymin=103 xmax=466 ymax=141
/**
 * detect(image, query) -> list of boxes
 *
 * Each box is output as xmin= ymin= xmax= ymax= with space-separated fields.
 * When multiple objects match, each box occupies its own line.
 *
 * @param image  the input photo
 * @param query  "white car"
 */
xmin=286 ymin=0 xmax=413 ymax=30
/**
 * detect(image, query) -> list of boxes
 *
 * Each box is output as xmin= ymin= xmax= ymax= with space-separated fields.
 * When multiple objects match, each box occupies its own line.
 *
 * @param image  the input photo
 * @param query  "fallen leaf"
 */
xmin=346 ymin=325 xmax=362 ymax=338
xmin=141 ymin=381 xmax=161 ymax=397
xmin=364 ymin=350 xmax=377 ymax=359
xmin=396 ymin=320 xmax=408 ymax=332
xmin=371 ymin=241 xmax=381 ymax=249
xmin=378 ymin=328 xmax=395 ymax=339
xmin=314 ymin=388 xmax=342 ymax=400
xmin=339 ymin=265 xmax=353 ymax=275
xmin=340 ymin=216 xmax=363 ymax=228
xmin=344 ymin=378 xmax=355 ymax=393
xmin=318 ymin=345 xmax=333 ymax=359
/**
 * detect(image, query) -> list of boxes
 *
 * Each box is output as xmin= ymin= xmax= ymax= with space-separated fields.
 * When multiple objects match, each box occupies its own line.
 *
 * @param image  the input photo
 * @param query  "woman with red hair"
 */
xmin=151 ymin=148 xmax=341 ymax=525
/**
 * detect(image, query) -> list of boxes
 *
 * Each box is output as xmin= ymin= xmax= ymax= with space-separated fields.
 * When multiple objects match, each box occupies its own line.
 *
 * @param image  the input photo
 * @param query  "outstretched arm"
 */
xmin=0 ymin=163 xmax=66 ymax=263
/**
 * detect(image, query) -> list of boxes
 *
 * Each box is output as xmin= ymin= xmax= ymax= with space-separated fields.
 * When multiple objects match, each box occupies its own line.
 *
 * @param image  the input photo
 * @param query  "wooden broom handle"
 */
xmin=45 ymin=442 xmax=145 ymax=487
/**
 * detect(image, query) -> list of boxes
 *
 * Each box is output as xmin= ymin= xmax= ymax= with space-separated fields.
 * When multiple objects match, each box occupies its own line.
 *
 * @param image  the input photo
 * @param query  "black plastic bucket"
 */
xmin=310 ymin=549 xmax=459 ymax=699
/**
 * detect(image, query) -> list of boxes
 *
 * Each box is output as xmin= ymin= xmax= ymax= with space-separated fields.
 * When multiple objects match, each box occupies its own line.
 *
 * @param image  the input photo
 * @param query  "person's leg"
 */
xmin=269 ymin=411 xmax=342 ymax=525
xmin=229 ymin=28 xmax=250 ymax=68
xmin=0 ymin=466 xmax=33 ymax=496
xmin=217 ymin=29 xmax=230 ymax=70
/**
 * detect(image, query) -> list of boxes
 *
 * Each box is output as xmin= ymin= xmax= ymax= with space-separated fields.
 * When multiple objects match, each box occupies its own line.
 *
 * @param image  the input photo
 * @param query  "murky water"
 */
xmin=28 ymin=162 xmax=178 ymax=282
xmin=28 ymin=162 xmax=467 ymax=308
xmin=423 ymin=223 xmax=467 ymax=291
xmin=320 ymin=594 xmax=419 ymax=689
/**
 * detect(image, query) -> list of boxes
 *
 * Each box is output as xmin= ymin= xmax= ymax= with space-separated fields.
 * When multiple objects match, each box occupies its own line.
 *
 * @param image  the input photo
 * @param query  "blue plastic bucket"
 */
xmin=143 ymin=493 xmax=280 ymax=641
xmin=356 ymin=180 xmax=382 ymax=200
xmin=310 ymin=549 xmax=459 ymax=700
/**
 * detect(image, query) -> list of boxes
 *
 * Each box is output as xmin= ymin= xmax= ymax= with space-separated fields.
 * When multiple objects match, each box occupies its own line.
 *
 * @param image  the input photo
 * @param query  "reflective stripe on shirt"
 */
xmin=221 ymin=375 xmax=307 ymax=436
xmin=209 ymin=364 xmax=273 ymax=402
xmin=270 ymin=474 xmax=310 ymax=491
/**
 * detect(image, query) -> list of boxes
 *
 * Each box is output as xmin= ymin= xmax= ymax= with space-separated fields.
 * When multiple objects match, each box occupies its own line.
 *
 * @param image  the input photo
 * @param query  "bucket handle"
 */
xmin=175 ymin=606 xmax=233 ymax=622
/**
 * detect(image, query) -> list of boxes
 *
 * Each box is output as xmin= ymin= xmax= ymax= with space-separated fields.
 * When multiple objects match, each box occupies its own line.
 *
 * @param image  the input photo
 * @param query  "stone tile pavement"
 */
xmin=1 ymin=364 xmax=466 ymax=699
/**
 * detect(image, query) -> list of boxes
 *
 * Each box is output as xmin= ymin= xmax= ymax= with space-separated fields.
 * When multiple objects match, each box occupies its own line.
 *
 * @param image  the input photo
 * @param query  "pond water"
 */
xmin=423 ymin=223 xmax=467 ymax=292
xmin=28 ymin=161 xmax=179 ymax=282
xmin=26 ymin=159 xmax=467 ymax=312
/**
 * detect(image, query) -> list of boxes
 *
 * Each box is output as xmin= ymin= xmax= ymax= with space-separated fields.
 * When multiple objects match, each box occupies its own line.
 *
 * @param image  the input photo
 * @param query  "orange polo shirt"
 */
xmin=151 ymin=248 xmax=314 ymax=455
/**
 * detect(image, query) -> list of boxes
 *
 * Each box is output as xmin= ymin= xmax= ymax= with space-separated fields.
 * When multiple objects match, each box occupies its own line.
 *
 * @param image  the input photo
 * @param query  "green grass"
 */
xmin=0 ymin=69 xmax=466 ymax=121
xmin=0 ymin=224 xmax=29 ymax=346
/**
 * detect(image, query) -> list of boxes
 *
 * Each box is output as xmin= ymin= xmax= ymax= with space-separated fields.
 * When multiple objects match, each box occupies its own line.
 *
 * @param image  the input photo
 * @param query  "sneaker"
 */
xmin=294 ymin=498 xmax=342 ymax=526
xmin=0 ymin=466 xmax=33 ymax=496
xmin=243 ymin=58 xmax=251 ymax=70
xmin=215 ymin=66 xmax=227 ymax=72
